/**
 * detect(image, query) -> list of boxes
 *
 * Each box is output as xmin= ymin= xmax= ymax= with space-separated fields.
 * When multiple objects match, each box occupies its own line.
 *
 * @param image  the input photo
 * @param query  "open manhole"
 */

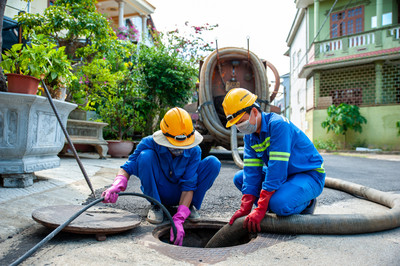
xmin=153 ymin=220 xmax=255 ymax=248
xmin=140 ymin=220 xmax=296 ymax=264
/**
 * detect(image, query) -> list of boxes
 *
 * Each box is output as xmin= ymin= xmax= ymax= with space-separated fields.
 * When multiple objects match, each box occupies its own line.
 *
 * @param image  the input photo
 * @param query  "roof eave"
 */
xmin=299 ymin=52 xmax=400 ymax=78
xmin=286 ymin=8 xmax=306 ymax=47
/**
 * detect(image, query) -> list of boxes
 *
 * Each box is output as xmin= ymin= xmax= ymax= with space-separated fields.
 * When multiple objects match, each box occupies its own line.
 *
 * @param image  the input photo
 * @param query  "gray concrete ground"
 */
xmin=0 ymin=151 xmax=400 ymax=265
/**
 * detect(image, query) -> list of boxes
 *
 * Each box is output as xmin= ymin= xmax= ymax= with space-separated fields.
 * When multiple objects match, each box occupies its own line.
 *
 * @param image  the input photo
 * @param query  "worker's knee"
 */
xmin=233 ymin=170 xmax=244 ymax=191
xmin=269 ymin=203 xmax=293 ymax=216
xmin=137 ymin=149 xmax=157 ymax=162
xmin=202 ymin=155 xmax=221 ymax=172
xmin=137 ymin=149 xmax=158 ymax=174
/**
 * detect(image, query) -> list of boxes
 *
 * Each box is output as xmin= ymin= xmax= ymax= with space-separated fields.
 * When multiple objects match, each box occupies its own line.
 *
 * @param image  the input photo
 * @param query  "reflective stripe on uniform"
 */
xmin=243 ymin=158 xmax=263 ymax=167
xmin=314 ymin=163 xmax=325 ymax=173
xmin=269 ymin=151 xmax=290 ymax=161
xmin=251 ymin=137 xmax=270 ymax=152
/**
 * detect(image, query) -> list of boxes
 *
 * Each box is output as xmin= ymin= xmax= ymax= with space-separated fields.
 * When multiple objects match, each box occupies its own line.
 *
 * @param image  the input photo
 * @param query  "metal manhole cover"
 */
xmin=32 ymin=205 xmax=141 ymax=240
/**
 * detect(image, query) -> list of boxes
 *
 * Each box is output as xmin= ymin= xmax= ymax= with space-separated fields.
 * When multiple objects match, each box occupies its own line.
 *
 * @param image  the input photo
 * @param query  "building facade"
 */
xmin=287 ymin=0 xmax=400 ymax=149
xmin=3 ymin=0 xmax=155 ymax=50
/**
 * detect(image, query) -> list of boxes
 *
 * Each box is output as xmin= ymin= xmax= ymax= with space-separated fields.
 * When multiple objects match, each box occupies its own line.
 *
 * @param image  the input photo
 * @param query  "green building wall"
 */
xmin=307 ymin=0 xmax=397 ymax=47
xmin=307 ymin=105 xmax=400 ymax=150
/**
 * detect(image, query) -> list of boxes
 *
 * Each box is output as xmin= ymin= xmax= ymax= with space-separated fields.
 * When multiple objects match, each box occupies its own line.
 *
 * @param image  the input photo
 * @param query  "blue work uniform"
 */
xmin=121 ymin=136 xmax=221 ymax=209
xmin=233 ymin=112 xmax=325 ymax=216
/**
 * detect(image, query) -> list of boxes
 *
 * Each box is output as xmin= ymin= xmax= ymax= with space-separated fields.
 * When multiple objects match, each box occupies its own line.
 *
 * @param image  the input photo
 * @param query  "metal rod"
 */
xmin=40 ymin=80 xmax=96 ymax=198
xmin=215 ymin=39 xmax=226 ymax=88
xmin=247 ymin=36 xmax=250 ymax=62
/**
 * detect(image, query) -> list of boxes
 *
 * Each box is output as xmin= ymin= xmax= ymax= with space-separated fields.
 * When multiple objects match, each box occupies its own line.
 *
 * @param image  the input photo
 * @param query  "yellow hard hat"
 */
xmin=159 ymin=107 xmax=195 ymax=147
xmin=222 ymin=88 xmax=258 ymax=128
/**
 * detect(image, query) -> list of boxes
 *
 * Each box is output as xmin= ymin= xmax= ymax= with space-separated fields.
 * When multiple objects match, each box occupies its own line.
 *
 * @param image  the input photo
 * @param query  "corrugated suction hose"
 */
xmin=205 ymin=177 xmax=400 ymax=248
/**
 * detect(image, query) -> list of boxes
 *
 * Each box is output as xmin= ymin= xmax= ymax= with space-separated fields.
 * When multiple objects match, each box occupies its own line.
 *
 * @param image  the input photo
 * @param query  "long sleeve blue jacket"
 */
xmin=121 ymin=136 xmax=201 ymax=191
xmin=242 ymin=112 xmax=325 ymax=196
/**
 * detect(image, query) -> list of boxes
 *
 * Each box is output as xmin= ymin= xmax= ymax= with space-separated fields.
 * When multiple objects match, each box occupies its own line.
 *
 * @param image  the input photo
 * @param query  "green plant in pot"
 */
xmin=1 ymin=34 xmax=74 ymax=99
xmin=1 ymin=43 xmax=43 ymax=94
xmin=96 ymin=74 xmax=145 ymax=157
xmin=97 ymin=59 xmax=145 ymax=157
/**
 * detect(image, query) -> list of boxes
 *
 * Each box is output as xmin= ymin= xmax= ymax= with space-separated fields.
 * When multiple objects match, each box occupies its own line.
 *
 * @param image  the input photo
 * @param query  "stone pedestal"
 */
xmin=62 ymin=119 xmax=109 ymax=158
xmin=0 ymin=92 xmax=77 ymax=187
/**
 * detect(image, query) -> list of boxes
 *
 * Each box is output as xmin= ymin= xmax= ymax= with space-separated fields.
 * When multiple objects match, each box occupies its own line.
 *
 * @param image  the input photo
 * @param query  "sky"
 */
xmin=149 ymin=0 xmax=298 ymax=81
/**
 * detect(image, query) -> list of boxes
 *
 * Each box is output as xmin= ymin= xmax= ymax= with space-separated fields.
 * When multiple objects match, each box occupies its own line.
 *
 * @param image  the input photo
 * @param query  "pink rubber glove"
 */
xmin=170 ymin=205 xmax=191 ymax=246
xmin=101 ymin=175 xmax=128 ymax=203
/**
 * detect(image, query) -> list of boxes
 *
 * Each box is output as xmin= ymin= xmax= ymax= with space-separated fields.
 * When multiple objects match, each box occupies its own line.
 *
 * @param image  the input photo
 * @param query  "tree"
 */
xmin=321 ymin=103 xmax=367 ymax=148
xmin=136 ymin=44 xmax=197 ymax=135
xmin=0 ymin=0 xmax=8 ymax=92
xmin=16 ymin=0 xmax=121 ymax=107
xmin=133 ymin=23 xmax=218 ymax=135
xmin=16 ymin=0 xmax=115 ymax=60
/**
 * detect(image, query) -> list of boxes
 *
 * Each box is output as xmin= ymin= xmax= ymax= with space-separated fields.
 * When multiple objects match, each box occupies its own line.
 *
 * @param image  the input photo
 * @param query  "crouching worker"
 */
xmin=102 ymin=107 xmax=221 ymax=245
xmin=222 ymin=88 xmax=325 ymax=233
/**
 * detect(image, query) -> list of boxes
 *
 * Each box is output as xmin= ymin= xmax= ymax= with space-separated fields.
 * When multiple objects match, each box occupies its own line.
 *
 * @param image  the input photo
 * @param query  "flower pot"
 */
xmin=107 ymin=140 xmax=135 ymax=158
xmin=0 ymin=92 xmax=77 ymax=187
xmin=6 ymin=73 xmax=40 ymax=95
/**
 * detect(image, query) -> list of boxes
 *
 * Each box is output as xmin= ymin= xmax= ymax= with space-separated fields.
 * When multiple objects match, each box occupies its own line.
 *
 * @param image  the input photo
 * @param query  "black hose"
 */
xmin=10 ymin=193 xmax=177 ymax=266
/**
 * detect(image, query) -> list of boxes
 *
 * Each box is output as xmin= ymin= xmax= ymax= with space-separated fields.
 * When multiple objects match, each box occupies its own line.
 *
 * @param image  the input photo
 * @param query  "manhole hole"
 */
xmin=153 ymin=220 xmax=254 ymax=248
xmin=139 ymin=220 xmax=296 ymax=264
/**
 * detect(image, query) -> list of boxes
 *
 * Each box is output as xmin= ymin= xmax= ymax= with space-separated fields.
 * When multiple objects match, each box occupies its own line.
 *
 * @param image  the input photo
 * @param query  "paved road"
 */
xmin=0 ymin=152 xmax=399 ymax=265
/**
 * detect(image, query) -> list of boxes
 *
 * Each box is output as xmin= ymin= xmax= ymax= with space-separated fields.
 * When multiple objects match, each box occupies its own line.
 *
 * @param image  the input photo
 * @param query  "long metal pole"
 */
xmin=41 ymin=80 xmax=96 ymax=198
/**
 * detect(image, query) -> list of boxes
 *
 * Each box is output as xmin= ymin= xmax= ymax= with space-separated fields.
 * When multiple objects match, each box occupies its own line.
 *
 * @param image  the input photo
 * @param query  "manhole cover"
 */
xmin=32 ymin=205 xmax=141 ymax=240
xmin=140 ymin=220 xmax=296 ymax=264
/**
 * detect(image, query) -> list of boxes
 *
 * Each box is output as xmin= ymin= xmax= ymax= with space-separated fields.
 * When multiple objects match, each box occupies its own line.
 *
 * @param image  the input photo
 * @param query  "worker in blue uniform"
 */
xmin=222 ymin=88 xmax=325 ymax=233
xmin=102 ymin=107 xmax=221 ymax=245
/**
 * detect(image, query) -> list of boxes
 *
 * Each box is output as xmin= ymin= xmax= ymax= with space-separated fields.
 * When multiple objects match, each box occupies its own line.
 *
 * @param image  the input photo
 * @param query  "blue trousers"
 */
xmin=233 ymin=167 xmax=325 ymax=216
xmin=136 ymin=150 xmax=220 ymax=210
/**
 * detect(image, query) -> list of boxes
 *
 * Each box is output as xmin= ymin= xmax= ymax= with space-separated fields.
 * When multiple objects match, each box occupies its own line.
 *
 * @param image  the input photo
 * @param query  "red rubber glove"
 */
xmin=229 ymin=194 xmax=257 ymax=225
xmin=244 ymin=189 xmax=275 ymax=232
xmin=101 ymin=175 xmax=128 ymax=203
xmin=170 ymin=205 xmax=191 ymax=246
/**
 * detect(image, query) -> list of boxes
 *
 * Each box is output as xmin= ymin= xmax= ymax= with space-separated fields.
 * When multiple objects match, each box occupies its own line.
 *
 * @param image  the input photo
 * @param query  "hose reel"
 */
xmin=198 ymin=47 xmax=280 ymax=168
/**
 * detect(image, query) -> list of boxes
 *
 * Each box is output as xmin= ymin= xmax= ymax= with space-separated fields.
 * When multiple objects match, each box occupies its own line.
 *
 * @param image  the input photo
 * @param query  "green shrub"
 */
xmin=314 ymin=139 xmax=338 ymax=151
xmin=321 ymin=103 xmax=367 ymax=148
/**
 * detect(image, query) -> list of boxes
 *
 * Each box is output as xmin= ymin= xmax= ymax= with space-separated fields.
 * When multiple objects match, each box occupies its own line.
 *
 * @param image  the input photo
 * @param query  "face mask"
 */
xmin=236 ymin=111 xmax=257 ymax=134
xmin=168 ymin=147 xmax=184 ymax=156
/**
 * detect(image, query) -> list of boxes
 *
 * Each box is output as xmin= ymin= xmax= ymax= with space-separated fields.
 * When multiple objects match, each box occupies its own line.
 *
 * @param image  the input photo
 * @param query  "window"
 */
xmin=306 ymin=77 xmax=314 ymax=110
xmin=292 ymin=52 xmax=296 ymax=70
xmin=297 ymin=50 xmax=302 ymax=67
xmin=371 ymin=12 xmax=393 ymax=28
xmin=330 ymin=6 xmax=364 ymax=38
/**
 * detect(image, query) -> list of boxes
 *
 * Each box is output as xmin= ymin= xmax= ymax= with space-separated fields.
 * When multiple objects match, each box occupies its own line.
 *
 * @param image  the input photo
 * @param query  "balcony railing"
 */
xmin=312 ymin=24 xmax=400 ymax=62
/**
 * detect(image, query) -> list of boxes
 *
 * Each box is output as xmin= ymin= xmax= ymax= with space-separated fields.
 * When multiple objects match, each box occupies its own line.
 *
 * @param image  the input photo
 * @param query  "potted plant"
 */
xmin=1 ymin=42 xmax=42 ymax=95
xmin=95 ymin=64 xmax=145 ymax=158
xmin=1 ymin=34 xmax=74 ymax=99
xmin=0 ymin=35 xmax=77 ymax=187
xmin=98 ymin=88 xmax=144 ymax=158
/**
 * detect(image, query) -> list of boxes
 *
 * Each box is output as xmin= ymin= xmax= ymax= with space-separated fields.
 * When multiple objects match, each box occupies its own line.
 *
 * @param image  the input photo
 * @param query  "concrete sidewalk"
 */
xmin=0 ymin=157 xmax=126 ymax=241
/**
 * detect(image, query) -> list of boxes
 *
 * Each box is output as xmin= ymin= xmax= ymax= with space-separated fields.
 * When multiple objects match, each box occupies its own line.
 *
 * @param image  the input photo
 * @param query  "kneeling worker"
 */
xmin=222 ymin=88 xmax=325 ymax=233
xmin=102 ymin=107 xmax=221 ymax=245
